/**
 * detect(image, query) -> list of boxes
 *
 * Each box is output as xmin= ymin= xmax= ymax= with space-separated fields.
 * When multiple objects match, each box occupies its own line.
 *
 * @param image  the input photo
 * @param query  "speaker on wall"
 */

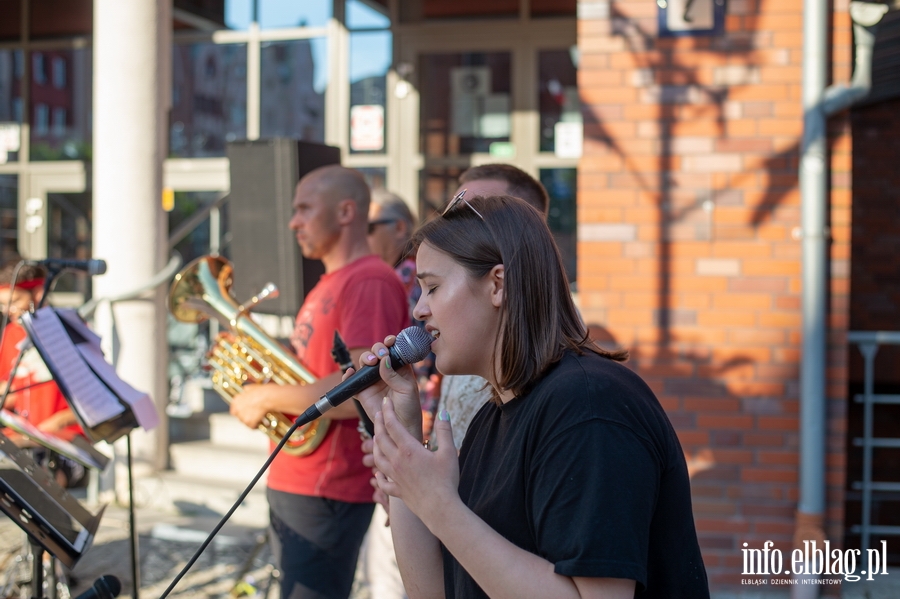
xmin=226 ymin=139 xmax=340 ymax=316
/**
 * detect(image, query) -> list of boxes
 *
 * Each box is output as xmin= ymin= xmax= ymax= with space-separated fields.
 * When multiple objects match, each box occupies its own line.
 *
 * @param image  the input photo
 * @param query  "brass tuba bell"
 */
xmin=168 ymin=255 xmax=328 ymax=456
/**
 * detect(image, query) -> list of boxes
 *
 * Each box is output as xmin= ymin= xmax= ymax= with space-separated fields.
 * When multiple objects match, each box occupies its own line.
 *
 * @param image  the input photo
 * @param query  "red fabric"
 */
xmin=0 ymin=323 xmax=83 ymax=441
xmin=0 ymin=278 xmax=44 ymax=291
xmin=268 ymin=254 xmax=409 ymax=502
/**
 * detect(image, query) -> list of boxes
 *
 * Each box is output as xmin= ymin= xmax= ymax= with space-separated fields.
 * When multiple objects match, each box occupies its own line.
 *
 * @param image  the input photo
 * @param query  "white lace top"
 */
xmin=438 ymin=374 xmax=492 ymax=449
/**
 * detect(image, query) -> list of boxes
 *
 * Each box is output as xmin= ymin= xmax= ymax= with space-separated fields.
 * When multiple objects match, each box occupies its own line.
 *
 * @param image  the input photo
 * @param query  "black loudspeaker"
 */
xmin=226 ymin=139 xmax=339 ymax=316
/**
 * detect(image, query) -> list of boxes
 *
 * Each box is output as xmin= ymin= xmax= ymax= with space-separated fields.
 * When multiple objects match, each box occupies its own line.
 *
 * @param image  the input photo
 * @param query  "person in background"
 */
xmin=438 ymin=164 xmax=550 ymax=449
xmin=360 ymin=189 xmax=434 ymax=599
xmin=366 ymin=188 xmax=440 ymax=418
xmin=229 ymin=166 xmax=409 ymax=599
xmin=0 ymin=258 xmax=85 ymax=488
xmin=356 ymin=193 xmax=709 ymax=598
xmin=367 ymin=189 xmax=419 ymax=306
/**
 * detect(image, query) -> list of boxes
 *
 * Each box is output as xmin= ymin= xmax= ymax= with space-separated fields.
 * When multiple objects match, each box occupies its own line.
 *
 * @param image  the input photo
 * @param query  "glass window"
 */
xmin=538 ymin=49 xmax=579 ymax=153
xmin=30 ymin=0 xmax=92 ymax=39
xmin=419 ymin=52 xmax=511 ymax=157
xmin=349 ymin=31 xmax=390 ymax=154
xmin=169 ymin=191 xmax=228 ymax=265
xmin=0 ymin=175 xmax=17 ymax=263
xmin=47 ymin=191 xmax=92 ymax=296
xmin=51 ymin=107 xmax=66 ymax=137
xmin=259 ymin=0 xmax=331 ymax=29
xmin=30 ymin=48 xmax=92 ymax=161
xmin=355 ymin=167 xmax=387 ymax=191
xmin=34 ymin=104 xmax=49 ymax=135
xmin=52 ymin=57 xmax=66 ymax=89
xmin=540 ymin=168 xmax=577 ymax=284
xmin=0 ymin=0 xmax=22 ymax=41
xmin=347 ymin=0 xmax=390 ymax=29
xmin=33 ymin=54 xmax=46 ymax=85
xmin=418 ymin=165 xmax=465 ymax=220
xmin=224 ymin=0 xmax=252 ymax=30
xmin=0 ymin=50 xmax=23 ymax=163
xmin=171 ymin=42 xmax=247 ymax=158
xmin=260 ymin=39 xmax=326 ymax=142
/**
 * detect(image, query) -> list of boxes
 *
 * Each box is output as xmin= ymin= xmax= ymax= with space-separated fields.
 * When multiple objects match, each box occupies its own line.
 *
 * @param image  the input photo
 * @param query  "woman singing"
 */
xmin=354 ymin=194 xmax=709 ymax=599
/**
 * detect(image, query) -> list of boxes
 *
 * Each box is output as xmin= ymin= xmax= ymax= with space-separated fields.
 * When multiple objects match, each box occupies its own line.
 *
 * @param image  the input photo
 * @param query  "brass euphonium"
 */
xmin=168 ymin=255 xmax=329 ymax=456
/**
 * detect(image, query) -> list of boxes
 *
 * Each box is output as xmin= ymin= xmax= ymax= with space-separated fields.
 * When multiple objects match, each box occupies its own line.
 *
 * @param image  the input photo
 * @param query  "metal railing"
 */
xmin=848 ymin=330 xmax=900 ymax=552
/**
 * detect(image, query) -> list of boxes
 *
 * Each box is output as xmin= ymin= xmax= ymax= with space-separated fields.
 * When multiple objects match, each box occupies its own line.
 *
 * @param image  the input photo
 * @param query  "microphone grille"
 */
xmin=98 ymin=575 xmax=122 ymax=599
xmin=393 ymin=326 xmax=434 ymax=365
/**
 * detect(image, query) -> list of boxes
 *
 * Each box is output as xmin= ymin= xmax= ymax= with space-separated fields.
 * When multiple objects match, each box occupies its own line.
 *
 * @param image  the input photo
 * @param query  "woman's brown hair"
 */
xmin=413 ymin=194 xmax=627 ymax=401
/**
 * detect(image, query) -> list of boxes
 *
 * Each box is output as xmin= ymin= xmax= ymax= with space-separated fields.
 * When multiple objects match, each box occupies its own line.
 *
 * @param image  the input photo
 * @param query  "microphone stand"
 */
xmin=156 ymin=413 xmax=314 ymax=599
xmin=5 ymin=266 xmax=63 ymax=599
xmin=158 ymin=325 xmax=430 ymax=597
xmin=331 ymin=330 xmax=374 ymax=437
xmin=0 ymin=268 xmax=58 ymax=411
xmin=2 ymin=265 xmax=123 ymax=599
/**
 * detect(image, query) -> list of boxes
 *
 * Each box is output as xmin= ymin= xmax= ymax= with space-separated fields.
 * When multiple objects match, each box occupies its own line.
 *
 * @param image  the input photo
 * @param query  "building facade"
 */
xmin=1 ymin=0 xmax=898 ymax=593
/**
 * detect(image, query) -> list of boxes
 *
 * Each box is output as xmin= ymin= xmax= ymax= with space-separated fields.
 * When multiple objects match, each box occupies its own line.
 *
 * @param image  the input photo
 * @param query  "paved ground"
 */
xmin=2 ymin=491 xmax=899 ymax=599
xmin=0 ymin=494 xmax=375 ymax=599
xmin=0 ymin=499 xmax=279 ymax=599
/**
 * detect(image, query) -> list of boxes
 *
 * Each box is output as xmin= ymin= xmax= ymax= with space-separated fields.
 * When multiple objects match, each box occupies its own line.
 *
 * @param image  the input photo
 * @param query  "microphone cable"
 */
xmin=157 ymin=414 xmax=308 ymax=599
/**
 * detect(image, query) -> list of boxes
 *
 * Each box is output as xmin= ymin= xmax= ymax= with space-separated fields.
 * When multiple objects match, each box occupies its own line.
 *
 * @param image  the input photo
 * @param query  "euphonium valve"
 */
xmin=168 ymin=255 xmax=328 ymax=456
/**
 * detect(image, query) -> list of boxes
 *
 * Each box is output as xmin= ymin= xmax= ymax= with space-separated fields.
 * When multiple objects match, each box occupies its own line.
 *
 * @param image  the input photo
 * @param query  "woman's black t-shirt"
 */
xmin=443 ymin=350 xmax=709 ymax=598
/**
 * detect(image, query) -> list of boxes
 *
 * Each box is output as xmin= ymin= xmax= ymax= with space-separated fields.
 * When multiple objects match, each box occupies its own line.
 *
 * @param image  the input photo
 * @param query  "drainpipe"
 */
xmin=793 ymin=2 xmax=887 ymax=597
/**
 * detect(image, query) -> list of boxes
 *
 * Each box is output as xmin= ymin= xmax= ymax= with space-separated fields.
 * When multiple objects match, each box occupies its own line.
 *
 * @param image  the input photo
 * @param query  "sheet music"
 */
xmin=56 ymin=309 xmax=158 ymax=430
xmin=76 ymin=341 xmax=159 ymax=430
xmin=23 ymin=309 xmax=125 ymax=428
xmin=55 ymin=309 xmax=103 ymax=347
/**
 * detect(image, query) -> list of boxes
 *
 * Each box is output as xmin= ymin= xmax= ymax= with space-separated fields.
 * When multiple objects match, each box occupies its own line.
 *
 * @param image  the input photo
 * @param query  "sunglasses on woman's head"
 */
xmin=442 ymin=189 xmax=484 ymax=221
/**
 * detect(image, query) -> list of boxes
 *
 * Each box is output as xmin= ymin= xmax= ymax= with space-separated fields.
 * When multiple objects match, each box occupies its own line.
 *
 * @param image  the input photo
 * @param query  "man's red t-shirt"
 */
xmin=0 ymin=322 xmax=83 ymax=441
xmin=267 ymin=254 xmax=409 ymax=502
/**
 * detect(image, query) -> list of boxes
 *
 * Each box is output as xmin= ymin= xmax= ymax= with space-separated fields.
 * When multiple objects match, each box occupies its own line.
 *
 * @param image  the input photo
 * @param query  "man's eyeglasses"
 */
xmin=442 ymin=189 xmax=484 ymax=221
xmin=367 ymin=218 xmax=397 ymax=234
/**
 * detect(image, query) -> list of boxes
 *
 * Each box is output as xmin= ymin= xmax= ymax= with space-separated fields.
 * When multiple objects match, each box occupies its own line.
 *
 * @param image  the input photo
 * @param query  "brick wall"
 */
xmin=577 ymin=0 xmax=852 ymax=590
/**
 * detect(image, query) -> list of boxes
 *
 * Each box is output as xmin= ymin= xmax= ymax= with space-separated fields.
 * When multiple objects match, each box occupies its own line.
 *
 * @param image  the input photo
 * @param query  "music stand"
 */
xmin=18 ymin=307 xmax=158 ymax=443
xmin=0 ymin=430 xmax=105 ymax=599
xmin=0 ymin=408 xmax=110 ymax=471
xmin=17 ymin=306 xmax=158 ymax=599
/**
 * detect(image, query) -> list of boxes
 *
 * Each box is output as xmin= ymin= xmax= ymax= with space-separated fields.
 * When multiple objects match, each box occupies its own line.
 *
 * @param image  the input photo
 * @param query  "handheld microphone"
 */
xmin=296 ymin=326 xmax=433 ymax=427
xmin=74 ymin=575 xmax=121 ymax=599
xmin=32 ymin=258 xmax=108 ymax=275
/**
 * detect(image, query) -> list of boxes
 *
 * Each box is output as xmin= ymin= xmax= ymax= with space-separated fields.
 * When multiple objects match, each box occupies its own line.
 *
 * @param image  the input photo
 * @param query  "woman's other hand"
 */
xmin=373 ymin=399 xmax=459 ymax=527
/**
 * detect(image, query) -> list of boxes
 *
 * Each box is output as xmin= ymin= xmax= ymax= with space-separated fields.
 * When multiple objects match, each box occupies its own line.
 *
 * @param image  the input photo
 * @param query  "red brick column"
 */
xmin=576 ymin=0 xmax=851 ymax=590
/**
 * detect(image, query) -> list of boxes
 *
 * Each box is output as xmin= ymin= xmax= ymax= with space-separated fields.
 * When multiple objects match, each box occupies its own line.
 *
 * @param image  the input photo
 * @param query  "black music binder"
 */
xmin=0 ymin=431 xmax=104 ymax=568
xmin=18 ymin=307 xmax=159 ymax=444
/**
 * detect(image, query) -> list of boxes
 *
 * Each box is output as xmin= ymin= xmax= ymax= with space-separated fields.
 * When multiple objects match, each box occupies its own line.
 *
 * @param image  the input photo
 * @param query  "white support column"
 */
xmin=325 ymin=9 xmax=350 ymax=154
xmin=247 ymin=22 xmax=261 ymax=141
xmin=92 ymin=0 xmax=169 ymax=476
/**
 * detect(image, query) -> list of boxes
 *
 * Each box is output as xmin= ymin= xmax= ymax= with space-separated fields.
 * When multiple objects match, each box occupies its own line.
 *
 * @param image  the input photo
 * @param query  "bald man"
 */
xmin=230 ymin=165 xmax=409 ymax=599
